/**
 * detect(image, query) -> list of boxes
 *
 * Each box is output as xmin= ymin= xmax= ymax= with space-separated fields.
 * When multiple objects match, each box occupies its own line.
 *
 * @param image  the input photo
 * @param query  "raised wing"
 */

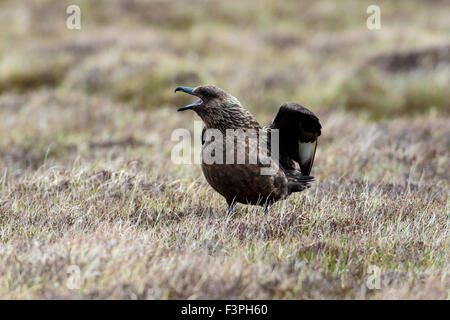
xmin=270 ymin=102 xmax=321 ymax=175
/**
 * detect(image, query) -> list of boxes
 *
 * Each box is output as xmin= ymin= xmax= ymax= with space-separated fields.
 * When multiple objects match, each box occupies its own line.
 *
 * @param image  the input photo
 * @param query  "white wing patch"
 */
xmin=298 ymin=142 xmax=315 ymax=166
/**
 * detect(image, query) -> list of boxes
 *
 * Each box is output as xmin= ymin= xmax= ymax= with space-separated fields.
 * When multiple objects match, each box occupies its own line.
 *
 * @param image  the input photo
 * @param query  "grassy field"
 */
xmin=0 ymin=0 xmax=449 ymax=299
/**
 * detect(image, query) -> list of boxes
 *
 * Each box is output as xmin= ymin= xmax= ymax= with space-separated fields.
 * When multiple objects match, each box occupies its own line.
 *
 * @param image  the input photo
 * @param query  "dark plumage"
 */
xmin=175 ymin=85 xmax=321 ymax=214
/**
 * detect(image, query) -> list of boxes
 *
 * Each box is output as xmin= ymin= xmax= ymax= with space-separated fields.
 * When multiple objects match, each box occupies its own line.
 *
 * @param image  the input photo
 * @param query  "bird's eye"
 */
xmin=196 ymin=87 xmax=217 ymax=100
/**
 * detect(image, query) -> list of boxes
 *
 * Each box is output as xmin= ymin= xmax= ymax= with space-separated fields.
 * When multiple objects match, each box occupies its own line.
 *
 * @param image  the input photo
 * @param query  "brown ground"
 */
xmin=0 ymin=0 xmax=448 ymax=299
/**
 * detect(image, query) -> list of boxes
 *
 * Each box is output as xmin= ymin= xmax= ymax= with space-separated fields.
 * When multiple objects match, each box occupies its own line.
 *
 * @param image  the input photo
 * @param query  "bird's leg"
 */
xmin=262 ymin=201 xmax=271 ymax=214
xmin=226 ymin=198 xmax=236 ymax=218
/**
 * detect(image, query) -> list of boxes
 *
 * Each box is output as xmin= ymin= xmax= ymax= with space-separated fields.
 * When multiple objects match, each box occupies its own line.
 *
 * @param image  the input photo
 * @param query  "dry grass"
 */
xmin=0 ymin=0 xmax=449 ymax=299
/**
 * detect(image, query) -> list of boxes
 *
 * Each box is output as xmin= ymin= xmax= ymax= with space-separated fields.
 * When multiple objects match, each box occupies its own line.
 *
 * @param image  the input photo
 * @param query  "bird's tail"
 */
xmin=285 ymin=170 xmax=314 ymax=193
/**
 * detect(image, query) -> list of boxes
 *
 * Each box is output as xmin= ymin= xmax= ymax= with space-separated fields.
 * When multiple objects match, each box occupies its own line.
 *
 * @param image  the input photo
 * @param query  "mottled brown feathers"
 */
xmin=176 ymin=85 xmax=322 ymax=210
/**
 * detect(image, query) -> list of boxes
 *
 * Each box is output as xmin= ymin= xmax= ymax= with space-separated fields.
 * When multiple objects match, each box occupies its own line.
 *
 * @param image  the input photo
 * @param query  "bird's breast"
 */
xmin=200 ymin=136 xmax=288 ymax=205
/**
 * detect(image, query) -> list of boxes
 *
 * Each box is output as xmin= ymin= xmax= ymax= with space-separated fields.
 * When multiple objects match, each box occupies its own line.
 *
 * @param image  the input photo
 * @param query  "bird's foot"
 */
xmin=262 ymin=202 xmax=270 ymax=215
xmin=226 ymin=206 xmax=234 ymax=218
xmin=226 ymin=198 xmax=236 ymax=218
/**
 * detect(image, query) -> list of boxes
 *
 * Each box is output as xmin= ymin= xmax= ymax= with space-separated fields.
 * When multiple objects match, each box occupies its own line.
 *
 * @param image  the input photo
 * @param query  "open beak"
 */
xmin=174 ymin=86 xmax=203 ymax=112
xmin=177 ymin=99 xmax=203 ymax=112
